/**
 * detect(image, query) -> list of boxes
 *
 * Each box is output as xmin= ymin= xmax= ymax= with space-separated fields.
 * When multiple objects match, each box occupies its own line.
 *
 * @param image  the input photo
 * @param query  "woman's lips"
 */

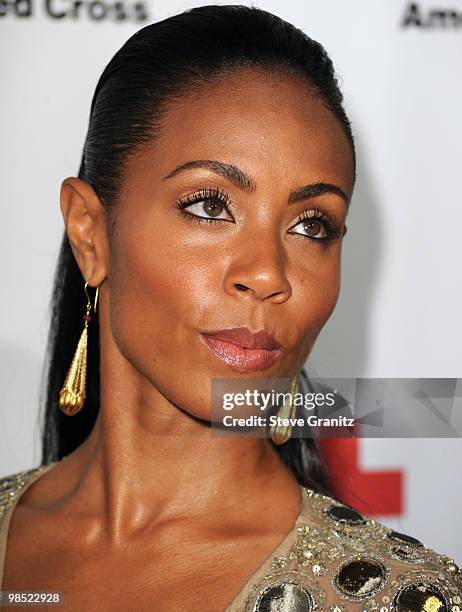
xmin=200 ymin=334 xmax=284 ymax=372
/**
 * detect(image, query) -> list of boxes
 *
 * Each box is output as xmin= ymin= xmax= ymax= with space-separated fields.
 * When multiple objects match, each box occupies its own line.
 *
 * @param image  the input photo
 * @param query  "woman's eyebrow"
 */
xmin=163 ymin=159 xmax=255 ymax=193
xmin=163 ymin=159 xmax=349 ymax=208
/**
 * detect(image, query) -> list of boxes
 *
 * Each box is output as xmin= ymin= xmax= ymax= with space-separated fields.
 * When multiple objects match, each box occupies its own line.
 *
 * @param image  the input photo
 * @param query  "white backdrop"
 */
xmin=1 ymin=0 xmax=461 ymax=561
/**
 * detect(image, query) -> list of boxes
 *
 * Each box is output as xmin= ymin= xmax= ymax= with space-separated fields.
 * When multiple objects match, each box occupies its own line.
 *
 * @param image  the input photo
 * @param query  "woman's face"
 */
xmin=106 ymin=69 xmax=354 ymax=421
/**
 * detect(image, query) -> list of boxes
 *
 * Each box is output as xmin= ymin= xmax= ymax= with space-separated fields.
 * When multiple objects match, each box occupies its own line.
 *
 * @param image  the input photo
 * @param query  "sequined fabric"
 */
xmin=238 ymin=488 xmax=462 ymax=612
xmin=0 ymin=466 xmax=47 ymax=525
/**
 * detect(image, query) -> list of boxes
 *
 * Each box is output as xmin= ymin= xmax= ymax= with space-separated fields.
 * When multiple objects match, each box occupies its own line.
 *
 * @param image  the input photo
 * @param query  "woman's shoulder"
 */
xmin=238 ymin=486 xmax=462 ymax=611
xmin=0 ymin=465 xmax=49 ymax=529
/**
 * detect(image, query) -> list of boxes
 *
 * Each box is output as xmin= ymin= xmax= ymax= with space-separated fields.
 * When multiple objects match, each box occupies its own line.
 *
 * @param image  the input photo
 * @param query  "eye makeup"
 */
xmin=175 ymin=186 xmax=344 ymax=245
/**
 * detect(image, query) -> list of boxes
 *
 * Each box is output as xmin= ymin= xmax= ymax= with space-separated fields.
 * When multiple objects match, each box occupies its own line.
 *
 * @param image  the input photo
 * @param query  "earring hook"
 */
xmin=84 ymin=281 xmax=99 ymax=313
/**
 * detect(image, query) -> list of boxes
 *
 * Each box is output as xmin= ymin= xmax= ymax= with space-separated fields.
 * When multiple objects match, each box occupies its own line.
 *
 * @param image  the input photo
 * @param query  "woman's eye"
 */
xmin=290 ymin=217 xmax=328 ymax=240
xmin=183 ymin=199 xmax=233 ymax=221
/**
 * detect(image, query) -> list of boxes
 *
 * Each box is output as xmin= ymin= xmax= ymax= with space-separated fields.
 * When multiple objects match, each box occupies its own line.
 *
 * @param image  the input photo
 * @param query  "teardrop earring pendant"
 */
xmin=58 ymin=281 xmax=99 ymax=416
xmin=270 ymin=373 xmax=299 ymax=445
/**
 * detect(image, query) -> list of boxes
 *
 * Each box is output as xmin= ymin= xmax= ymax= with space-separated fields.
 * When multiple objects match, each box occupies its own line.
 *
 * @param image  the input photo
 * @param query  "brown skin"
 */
xmin=3 ymin=69 xmax=354 ymax=610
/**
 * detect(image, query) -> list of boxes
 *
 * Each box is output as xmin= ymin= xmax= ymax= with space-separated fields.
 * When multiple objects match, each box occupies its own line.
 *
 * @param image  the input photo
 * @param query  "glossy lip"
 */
xmin=199 ymin=326 xmax=285 ymax=372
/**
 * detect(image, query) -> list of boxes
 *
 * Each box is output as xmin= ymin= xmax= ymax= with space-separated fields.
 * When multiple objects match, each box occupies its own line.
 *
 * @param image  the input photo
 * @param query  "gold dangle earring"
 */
xmin=270 ymin=373 xmax=299 ymax=445
xmin=58 ymin=281 xmax=99 ymax=416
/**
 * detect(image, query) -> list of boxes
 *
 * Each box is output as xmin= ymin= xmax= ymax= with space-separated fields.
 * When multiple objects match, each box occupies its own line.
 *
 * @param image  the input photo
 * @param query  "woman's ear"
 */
xmin=59 ymin=177 xmax=109 ymax=286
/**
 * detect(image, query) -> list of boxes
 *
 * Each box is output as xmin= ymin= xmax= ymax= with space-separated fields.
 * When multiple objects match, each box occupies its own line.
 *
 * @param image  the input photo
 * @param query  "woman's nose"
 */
xmin=223 ymin=229 xmax=292 ymax=303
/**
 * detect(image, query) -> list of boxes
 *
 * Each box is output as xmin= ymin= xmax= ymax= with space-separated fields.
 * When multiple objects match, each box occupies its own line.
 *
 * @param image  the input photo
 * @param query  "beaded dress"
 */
xmin=1 ymin=463 xmax=461 ymax=611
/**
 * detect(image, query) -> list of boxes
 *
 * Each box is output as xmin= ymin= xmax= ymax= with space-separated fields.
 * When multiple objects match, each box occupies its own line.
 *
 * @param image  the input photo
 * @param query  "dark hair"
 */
xmin=39 ymin=4 xmax=356 ymax=496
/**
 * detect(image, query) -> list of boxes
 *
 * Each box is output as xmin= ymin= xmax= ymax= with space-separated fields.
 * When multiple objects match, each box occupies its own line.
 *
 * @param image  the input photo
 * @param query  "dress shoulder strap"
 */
xmin=0 ymin=465 xmax=52 ymax=590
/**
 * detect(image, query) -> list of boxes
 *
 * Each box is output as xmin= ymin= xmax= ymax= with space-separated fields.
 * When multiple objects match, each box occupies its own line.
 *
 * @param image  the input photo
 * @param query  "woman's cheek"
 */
xmin=298 ymin=258 xmax=341 ymax=340
xmin=106 ymin=231 xmax=177 ymax=369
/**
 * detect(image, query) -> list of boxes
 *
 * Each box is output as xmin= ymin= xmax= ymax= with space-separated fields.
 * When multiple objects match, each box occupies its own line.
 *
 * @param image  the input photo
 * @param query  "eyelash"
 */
xmin=175 ymin=186 xmax=342 ymax=244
